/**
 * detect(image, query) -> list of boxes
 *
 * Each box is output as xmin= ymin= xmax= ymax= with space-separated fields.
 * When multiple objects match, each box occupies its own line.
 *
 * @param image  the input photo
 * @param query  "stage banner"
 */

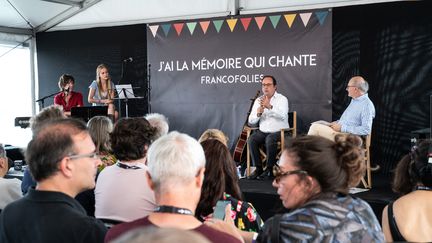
xmin=147 ymin=10 xmax=332 ymax=149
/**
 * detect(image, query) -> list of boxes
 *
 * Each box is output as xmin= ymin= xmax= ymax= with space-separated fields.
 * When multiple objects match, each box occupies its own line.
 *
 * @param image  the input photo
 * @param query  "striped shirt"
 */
xmin=338 ymin=93 xmax=375 ymax=135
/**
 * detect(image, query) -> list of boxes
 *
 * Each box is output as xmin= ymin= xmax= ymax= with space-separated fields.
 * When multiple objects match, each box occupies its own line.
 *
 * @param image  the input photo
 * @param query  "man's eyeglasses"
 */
xmin=346 ymin=85 xmax=357 ymax=88
xmin=272 ymin=165 xmax=307 ymax=183
xmin=67 ymin=152 xmax=100 ymax=160
xmin=262 ymin=83 xmax=273 ymax=87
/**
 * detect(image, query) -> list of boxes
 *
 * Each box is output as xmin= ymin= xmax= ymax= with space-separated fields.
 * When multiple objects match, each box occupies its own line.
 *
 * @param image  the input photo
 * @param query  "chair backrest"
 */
xmin=288 ymin=111 xmax=297 ymax=137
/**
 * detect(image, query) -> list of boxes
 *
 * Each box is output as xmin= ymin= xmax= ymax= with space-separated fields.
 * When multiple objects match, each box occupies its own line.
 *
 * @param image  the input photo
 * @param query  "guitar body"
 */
xmin=233 ymin=91 xmax=260 ymax=164
xmin=233 ymin=127 xmax=249 ymax=163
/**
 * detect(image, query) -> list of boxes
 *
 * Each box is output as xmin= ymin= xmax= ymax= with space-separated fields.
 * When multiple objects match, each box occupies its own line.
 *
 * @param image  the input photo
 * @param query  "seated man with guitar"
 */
xmin=247 ymin=75 xmax=289 ymax=180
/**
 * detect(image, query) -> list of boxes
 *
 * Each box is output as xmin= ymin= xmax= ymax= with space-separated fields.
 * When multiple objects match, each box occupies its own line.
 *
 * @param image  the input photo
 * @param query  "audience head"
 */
xmin=30 ymin=105 xmax=66 ymax=134
xmin=198 ymin=129 xmax=229 ymax=147
xmin=0 ymin=143 xmax=7 ymax=177
xmin=147 ymin=131 xmax=206 ymax=192
xmin=274 ymin=135 xmax=364 ymax=209
xmin=57 ymin=74 xmax=75 ymax=91
xmin=144 ymin=113 xmax=169 ymax=140
xmin=111 ymin=226 xmax=211 ymax=243
xmin=110 ymin=117 xmax=155 ymax=162
xmin=87 ymin=116 xmax=113 ymax=153
xmin=196 ymin=139 xmax=241 ymax=217
xmin=392 ymin=139 xmax=432 ymax=195
xmin=26 ymin=118 xmax=101 ymax=193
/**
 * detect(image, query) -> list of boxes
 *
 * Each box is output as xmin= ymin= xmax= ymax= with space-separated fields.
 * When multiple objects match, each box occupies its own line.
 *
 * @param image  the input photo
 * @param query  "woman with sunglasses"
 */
xmin=208 ymin=134 xmax=384 ymax=242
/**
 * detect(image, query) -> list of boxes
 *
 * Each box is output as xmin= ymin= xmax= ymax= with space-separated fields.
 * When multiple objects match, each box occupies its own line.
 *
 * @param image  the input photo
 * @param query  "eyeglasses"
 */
xmin=67 ymin=152 xmax=100 ymax=160
xmin=272 ymin=165 xmax=307 ymax=183
xmin=346 ymin=85 xmax=357 ymax=88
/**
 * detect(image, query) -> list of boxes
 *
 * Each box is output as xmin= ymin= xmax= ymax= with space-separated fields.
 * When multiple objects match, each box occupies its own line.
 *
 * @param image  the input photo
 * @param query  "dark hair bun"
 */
xmin=334 ymin=134 xmax=365 ymax=187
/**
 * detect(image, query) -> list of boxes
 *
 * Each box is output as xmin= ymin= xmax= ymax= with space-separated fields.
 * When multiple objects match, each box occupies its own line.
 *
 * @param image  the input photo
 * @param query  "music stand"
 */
xmin=115 ymin=84 xmax=142 ymax=117
xmin=71 ymin=106 xmax=108 ymax=123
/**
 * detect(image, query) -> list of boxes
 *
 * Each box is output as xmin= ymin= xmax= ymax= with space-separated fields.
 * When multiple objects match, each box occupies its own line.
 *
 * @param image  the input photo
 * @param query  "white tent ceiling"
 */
xmin=1 ymin=0 xmax=410 ymax=38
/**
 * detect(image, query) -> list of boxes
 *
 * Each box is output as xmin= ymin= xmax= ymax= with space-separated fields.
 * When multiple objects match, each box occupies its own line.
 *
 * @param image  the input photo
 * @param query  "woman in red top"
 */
xmin=53 ymin=74 xmax=83 ymax=116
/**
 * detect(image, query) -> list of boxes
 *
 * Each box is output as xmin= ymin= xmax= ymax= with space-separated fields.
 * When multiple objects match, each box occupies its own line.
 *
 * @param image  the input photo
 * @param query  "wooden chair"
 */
xmin=245 ymin=111 xmax=297 ymax=176
xmin=360 ymin=134 xmax=372 ymax=188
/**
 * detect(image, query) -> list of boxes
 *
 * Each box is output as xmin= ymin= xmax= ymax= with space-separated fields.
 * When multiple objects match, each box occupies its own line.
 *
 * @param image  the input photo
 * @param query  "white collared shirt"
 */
xmin=248 ymin=91 xmax=289 ymax=133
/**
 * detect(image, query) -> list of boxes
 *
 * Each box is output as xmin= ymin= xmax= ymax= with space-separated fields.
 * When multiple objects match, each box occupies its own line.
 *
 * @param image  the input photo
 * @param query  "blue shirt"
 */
xmin=338 ymin=93 xmax=375 ymax=135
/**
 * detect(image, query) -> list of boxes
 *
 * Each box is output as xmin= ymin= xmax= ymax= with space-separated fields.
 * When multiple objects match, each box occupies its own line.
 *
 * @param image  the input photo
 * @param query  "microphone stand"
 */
xmin=117 ymin=61 xmax=127 ymax=117
xmin=147 ymin=63 xmax=151 ymax=113
xmin=35 ymin=91 xmax=62 ymax=110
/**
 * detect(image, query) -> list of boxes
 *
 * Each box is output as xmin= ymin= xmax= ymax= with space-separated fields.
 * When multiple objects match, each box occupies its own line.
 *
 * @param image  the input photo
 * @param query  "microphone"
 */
xmin=63 ymin=88 xmax=69 ymax=94
xmin=123 ymin=57 xmax=133 ymax=63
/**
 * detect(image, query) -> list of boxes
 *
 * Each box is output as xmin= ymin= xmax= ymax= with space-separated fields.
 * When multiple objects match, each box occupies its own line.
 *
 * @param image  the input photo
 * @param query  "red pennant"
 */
xmin=240 ymin=18 xmax=252 ymax=31
xmin=173 ymin=23 xmax=184 ymax=36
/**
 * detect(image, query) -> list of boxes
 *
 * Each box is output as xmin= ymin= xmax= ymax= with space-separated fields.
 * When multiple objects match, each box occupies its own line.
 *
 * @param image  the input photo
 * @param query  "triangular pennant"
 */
xmin=161 ymin=24 xmax=171 ymax=37
xmin=254 ymin=16 xmax=266 ymax=30
xmin=149 ymin=25 xmax=159 ymax=37
xmin=300 ymin=13 xmax=312 ymax=27
xmin=226 ymin=19 xmax=238 ymax=32
xmin=269 ymin=15 xmax=281 ymax=29
xmin=200 ymin=21 xmax=210 ymax=34
xmin=284 ymin=14 xmax=296 ymax=28
xmin=173 ymin=23 xmax=184 ymax=36
xmin=315 ymin=11 xmax=328 ymax=25
xmin=240 ymin=17 xmax=252 ymax=31
xmin=186 ymin=22 xmax=197 ymax=35
xmin=213 ymin=20 xmax=224 ymax=33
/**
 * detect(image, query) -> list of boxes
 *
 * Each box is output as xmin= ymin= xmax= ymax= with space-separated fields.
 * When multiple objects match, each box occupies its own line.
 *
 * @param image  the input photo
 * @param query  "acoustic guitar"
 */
xmin=233 ymin=90 xmax=260 ymax=164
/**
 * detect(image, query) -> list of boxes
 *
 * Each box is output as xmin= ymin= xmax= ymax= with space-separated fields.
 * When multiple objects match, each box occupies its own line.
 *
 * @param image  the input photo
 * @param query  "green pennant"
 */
xmin=213 ymin=20 xmax=224 ymax=33
xmin=186 ymin=22 xmax=197 ymax=35
xmin=269 ymin=15 xmax=281 ymax=29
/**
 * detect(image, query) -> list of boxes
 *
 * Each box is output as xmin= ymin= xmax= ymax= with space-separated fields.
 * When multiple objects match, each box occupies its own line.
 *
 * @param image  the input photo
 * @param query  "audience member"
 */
xmin=87 ymin=116 xmax=116 ymax=170
xmin=198 ymin=129 xmax=229 ymax=147
xmin=208 ymin=135 xmax=384 ymax=242
xmin=110 ymin=226 xmax=211 ymax=243
xmin=0 ymin=143 xmax=22 ymax=210
xmin=53 ymin=74 xmax=84 ymax=116
xmin=95 ymin=117 xmax=157 ymax=222
xmin=144 ymin=113 xmax=169 ymax=140
xmin=0 ymin=119 xmax=107 ymax=242
xmin=22 ymin=105 xmax=67 ymax=194
xmin=105 ymin=131 xmax=242 ymax=243
xmin=381 ymin=140 xmax=432 ymax=242
xmin=197 ymin=139 xmax=263 ymax=232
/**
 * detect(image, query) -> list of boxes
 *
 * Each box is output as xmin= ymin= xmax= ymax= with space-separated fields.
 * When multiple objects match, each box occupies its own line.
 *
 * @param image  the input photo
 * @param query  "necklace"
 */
xmin=116 ymin=162 xmax=141 ymax=170
xmin=154 ymin=205 xmax=193 ymax=215
xmin=415 ymin=185 xmax=432 ymax=191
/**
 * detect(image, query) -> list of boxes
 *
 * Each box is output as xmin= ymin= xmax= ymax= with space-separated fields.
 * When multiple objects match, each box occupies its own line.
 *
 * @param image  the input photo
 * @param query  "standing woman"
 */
xmin=88 ymin=64 xmax=117 ymax=121
xmin=53 ymin=74 xmax=83 ymax=116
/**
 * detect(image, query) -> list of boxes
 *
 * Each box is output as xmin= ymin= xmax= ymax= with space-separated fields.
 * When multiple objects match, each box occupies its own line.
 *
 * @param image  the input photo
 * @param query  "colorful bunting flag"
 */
xmin=299 ymin=13 xmax=312 ymax=27
xmin=284 ymin=14 xmax=296 ymax=28
xmin=161 ymin=24 xmax=171 ymax=37
xmin=255 ymin=16 xmax=266 ymax=30
xmin=227 ymin=19 xmax=238 ymax=32
xmin=173 ymin=23 xmax=184 ymax=36
xmin=149 ymin=25 xmax=159 ymax=37
xmin=148 ymin=10 xmax=328 ymax=38
xmin=269 ymin=15 xmax=281 ymax=29
xmin=200 ymin=21 xmax=210 ymax=34
xmin=315 ymin=11 xmax=328 ymax=25
xmin=213 ymin=20 xmax=224 ymax=33
xmin=186 ymin=22 xmax=197 ymax=35
xmin=240 ymin=17 xmax=252 ymax=31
